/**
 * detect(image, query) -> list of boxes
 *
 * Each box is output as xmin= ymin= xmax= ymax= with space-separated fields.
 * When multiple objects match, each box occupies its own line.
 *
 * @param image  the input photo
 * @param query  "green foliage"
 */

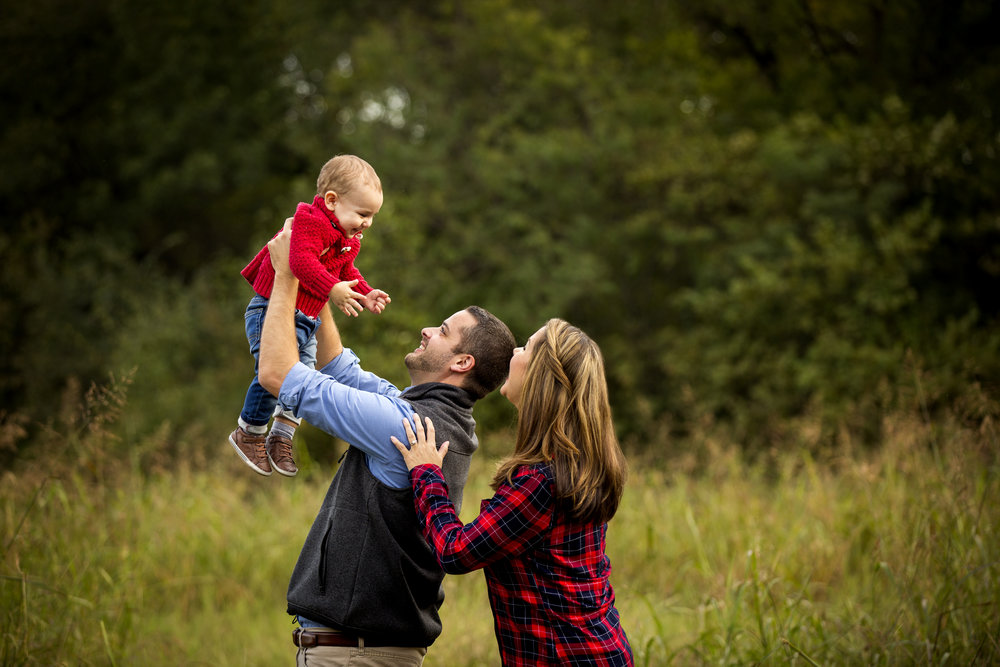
xmin=4 ymin=4 xmax=998 ymax=663
xmin=0 ymin=216 xmax=143 ymax=421
xmin=1 ymin=0 xmax=303 ymax=441
xmin=1 ymin=0 xmax=998 ymax=456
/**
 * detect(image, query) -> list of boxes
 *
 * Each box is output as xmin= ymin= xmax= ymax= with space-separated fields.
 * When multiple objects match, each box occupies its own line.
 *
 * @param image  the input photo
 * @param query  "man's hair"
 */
xmin=455 ymin=306 xmax=516 ymax=400
xmin=316 ymin=154 xmax=382 ymax=196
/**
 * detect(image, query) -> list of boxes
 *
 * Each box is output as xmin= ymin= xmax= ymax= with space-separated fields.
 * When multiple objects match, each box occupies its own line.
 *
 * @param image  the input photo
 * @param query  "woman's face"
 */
xmin=500 ymin=324 xmax=546 ymax=408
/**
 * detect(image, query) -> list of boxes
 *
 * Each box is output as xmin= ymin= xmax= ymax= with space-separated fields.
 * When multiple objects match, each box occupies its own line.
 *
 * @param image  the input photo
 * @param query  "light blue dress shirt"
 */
xmin=277 ymin=347 xmax=416 ymax=489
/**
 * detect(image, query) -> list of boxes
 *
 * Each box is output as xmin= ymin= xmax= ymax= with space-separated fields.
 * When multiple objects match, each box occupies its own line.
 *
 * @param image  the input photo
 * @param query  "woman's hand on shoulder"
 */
xmin=391 ymin=415 xmax=449 ymax=471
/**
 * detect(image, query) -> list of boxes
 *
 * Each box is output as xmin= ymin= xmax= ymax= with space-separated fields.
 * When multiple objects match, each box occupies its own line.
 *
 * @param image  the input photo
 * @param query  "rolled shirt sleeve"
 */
xmin=278 ymin=350 xmax=415 ymax=488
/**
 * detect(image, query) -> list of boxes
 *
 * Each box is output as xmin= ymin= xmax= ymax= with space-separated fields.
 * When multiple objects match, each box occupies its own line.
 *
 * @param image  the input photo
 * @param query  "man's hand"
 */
xmin=267 ymin=217 xmax=294 ymax=276
xmin=362 ymin=289 xmax=391 ymax=315
xmin=330 ymin=280 xmax=365 ymax=317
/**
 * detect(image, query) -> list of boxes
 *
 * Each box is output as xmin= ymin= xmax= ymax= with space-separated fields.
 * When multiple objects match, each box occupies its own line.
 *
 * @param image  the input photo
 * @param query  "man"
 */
xmin=258 ymin=220 xmax=516 ymax=666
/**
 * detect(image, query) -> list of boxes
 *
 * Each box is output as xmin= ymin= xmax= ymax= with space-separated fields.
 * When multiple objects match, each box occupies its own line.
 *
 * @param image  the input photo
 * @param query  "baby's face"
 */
xmin=325 ymin=184 xmax=383 ymax=237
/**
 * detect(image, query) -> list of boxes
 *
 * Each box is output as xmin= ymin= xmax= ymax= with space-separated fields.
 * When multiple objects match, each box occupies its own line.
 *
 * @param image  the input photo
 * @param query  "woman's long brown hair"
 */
xmin=492 ymin=319 xmax=627 ymax=524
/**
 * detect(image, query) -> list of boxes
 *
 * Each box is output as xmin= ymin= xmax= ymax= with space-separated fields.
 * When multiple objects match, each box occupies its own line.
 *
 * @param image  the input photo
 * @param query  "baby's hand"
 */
xmin=362 ymin=289 xmax=392 ymax=315
xmin=330 ymin=280 xmax=364 ymax=317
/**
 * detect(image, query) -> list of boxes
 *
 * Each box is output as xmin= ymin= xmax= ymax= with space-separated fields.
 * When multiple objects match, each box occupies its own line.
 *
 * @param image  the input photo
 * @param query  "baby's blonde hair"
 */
xmin=316 ymin=155 xmax=382 ymax=196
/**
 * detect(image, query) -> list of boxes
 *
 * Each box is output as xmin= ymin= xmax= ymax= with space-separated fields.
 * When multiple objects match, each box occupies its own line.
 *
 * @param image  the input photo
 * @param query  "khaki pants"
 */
xmin=295 ymin=641 xmax=427 ymax=666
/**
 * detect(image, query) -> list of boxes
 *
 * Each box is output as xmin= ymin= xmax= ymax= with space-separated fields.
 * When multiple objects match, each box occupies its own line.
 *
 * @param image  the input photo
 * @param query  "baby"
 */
xmin=229 ymin=154 xmax=389 ymax=477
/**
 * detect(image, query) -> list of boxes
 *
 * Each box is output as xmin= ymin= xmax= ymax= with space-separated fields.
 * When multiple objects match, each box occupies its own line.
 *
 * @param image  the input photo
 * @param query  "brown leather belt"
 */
xmin=293 ymin=627 xmax=386 ymax=648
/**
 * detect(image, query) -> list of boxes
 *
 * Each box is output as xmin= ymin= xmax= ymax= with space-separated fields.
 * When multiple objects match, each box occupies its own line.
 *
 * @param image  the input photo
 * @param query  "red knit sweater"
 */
xmin=241 ymin=196 xmax=372 ymax=318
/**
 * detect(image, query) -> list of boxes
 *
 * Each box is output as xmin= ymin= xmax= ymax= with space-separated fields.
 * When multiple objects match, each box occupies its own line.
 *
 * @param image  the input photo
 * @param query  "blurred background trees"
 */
xmin=2 ymin=0 xmax=997 ymax=462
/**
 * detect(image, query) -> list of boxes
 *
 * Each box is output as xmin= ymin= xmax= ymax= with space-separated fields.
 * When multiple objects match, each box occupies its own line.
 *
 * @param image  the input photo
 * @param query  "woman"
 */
xmin=392 ymin=318 xmax=633 ymax=666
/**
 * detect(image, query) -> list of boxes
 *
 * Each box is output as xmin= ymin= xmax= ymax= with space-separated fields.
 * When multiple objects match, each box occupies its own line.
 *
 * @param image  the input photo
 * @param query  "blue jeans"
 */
xmin=240 ymin=294 xmax=319 ymax=427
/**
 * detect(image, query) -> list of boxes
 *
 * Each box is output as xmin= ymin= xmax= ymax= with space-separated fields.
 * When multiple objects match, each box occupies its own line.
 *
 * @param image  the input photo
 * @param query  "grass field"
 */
xmin=2 ymin=406 xmax=998 ymax=665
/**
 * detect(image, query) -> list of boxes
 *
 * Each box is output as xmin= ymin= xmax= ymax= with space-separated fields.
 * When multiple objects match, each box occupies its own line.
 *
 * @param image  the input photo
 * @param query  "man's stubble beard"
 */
xmin=404 ymin=347 xmax=454 ymax=378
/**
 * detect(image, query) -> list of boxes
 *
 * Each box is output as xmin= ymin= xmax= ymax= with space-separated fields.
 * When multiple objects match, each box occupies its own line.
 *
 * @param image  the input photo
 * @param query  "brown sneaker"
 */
xmin=229 ymin=427 xmax=272 ymax=476
xmin=266 ymin=432 xmax=298 ymax=477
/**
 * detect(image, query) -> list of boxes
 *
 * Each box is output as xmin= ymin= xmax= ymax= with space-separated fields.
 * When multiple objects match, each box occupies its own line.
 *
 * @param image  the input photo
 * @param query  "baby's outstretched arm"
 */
xmin=329 ymin=280 xmax=365 ymax=317
xmin=361 ymin=289 xmax=391 ymax=315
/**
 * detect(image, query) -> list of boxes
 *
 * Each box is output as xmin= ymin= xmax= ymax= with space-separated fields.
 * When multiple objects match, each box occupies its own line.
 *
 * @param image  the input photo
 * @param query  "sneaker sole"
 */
xmin=268 ymin=453 xmax=298 ymax=477
xmin=229 ymin=434 xmax=272 ymax=476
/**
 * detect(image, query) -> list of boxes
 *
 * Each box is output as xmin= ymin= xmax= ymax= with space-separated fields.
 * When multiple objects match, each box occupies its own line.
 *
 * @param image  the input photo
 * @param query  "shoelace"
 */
xmin=270 ymin=437 xmax=293 ymax=463
xmin=253 ymin=440 xmax=268 ymax=460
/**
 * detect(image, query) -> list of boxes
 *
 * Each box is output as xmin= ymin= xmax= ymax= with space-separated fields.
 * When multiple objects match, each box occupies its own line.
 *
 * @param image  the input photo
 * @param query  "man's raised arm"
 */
xmin=315 ymin=302 xmax=344 ymax=368
xmin=259 ymin=219 xmax=302 ymax=396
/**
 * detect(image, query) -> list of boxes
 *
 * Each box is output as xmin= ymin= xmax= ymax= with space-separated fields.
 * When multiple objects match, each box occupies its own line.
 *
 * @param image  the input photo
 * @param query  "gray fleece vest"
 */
xmin=286 ymin=382 xmax=478 ymax=646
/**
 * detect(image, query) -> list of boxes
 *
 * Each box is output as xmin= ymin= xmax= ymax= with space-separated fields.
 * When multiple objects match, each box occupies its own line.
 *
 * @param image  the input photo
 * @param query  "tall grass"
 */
xmin=2 ymin=377 xmax=997 ymax=665
xmin=613 ymin=416 xmax=999 ymax=665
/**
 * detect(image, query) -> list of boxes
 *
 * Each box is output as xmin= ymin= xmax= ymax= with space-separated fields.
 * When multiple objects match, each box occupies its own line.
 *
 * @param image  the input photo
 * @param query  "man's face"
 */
xmin=404 ymin=310 xmax=477 ymax=382
xmin=324 ymin=184 xmax=383 ymax=238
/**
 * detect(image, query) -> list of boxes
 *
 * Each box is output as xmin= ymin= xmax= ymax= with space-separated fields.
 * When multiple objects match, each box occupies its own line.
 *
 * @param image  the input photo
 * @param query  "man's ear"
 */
xmin=450 ymin=354 xmax=475 ymax=374
xmin=323 ymin=191 xmax=339 ymax=210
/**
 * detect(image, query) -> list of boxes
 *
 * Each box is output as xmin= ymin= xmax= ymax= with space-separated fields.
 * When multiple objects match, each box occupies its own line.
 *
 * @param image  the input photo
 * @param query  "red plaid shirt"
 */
xmin=411 ymin=463 xmax=633 ymax=666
